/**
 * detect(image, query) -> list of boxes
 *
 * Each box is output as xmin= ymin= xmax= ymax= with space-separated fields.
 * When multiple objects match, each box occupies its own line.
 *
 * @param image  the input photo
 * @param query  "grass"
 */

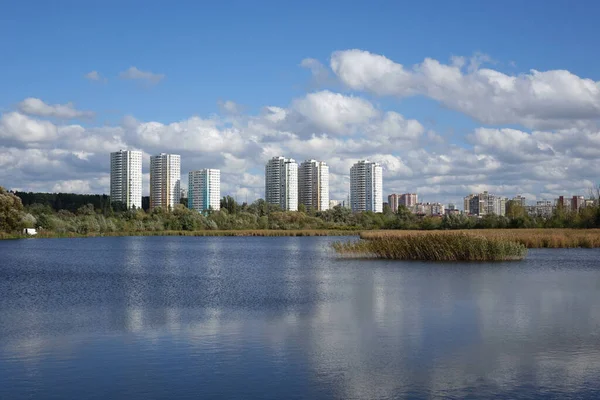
xmin=361 ymin=229 xmax=600 ymax=249
xmin=332 ymin=232 xmax=528 ymax=261
xmin=2 ymin=229 xmax=361 ymax=240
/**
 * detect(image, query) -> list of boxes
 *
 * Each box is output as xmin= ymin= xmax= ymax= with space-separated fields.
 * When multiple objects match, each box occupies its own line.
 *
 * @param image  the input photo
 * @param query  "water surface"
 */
xmin=1 ymin=236 xmax=600 ymax=399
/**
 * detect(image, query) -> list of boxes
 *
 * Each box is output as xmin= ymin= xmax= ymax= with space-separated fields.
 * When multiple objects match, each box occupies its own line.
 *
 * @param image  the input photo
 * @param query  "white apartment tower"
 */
xmin=188 ymin=169 xmax=221 ymax=213
xmin=299 ymin=160 xmax=329 ymax=211
xmin=350 ymin=160 xmax=383 ymax=213
xmin=150 ymin=153 xmax=181 ymax=210
xmin=110 ymin=150 xmax=142 ymax=209
xmin=265 ymin=156 xmax=298 ymax=211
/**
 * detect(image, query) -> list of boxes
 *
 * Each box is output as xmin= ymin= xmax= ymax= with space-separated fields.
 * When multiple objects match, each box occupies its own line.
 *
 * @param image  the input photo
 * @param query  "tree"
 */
xmin=0 ymin=187 xmax=25 ymax=232
xmin=298 ymin=203 xmax=307 ymax=213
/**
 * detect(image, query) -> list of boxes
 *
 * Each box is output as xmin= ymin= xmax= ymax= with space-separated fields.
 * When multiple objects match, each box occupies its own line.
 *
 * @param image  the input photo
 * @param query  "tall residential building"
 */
xmin=572 ymin=195 xmax=585 ymax=211
xmin=388 ymin=194 xmax=400 ymax=213
xmin=110 ymin=150 xmax=142 ymax=209
xmin=265 ymin=156 xmax=298 ymax=211
xmin=400 ymin=193 xmax=418 ymax=208
xmin=188 ymin=169 xmax=220 ymax=213
xmin=150 ymin=153 xmax=181 ymax=210
xmin=350 ymin=160 xmax=383 ymax=213
xmin=512 ymin=195 xmax=527 ymax=207
xmin=299 ymin=160 xmax=329 ymax=211
xmin=464 ymin=194 xmax=476 ymax=214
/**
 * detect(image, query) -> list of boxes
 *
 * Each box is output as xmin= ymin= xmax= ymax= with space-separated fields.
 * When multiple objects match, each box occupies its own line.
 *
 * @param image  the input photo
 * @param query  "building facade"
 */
xmin=400 ymin=193 xmax=418 ymax=208
xmin=265 ymin=156 xmax=298 ymax=211
xmin=298 ymin=160 xmax=329 ymax=211
xmin=388 ymin=194 xmax=400 ymax=212
xmin=465 ymin=191 xmax=505 ymax=216
xmin=110 ymin=150 xmax=143 ymax=209
xmin=188 ymin=169 xmax=220 ymax=213
xmin=150 ymin=153 xmax=181 ymax=210
xmin=350 ymin=160 xmax=383 ymax=213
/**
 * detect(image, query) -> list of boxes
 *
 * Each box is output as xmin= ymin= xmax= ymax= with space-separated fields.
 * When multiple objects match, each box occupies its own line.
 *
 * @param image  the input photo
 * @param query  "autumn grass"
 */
xmin=361 ymin=229 xmax=600 ymax=249
xmin=2 ymin=229 xmax=361 ymax=240
xmin=332 ymin=233 xmax=527 ymax=261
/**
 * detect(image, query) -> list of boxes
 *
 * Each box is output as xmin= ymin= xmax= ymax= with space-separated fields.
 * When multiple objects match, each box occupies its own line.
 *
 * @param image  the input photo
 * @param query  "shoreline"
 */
xmin=0 ymin=229 xmax=362 ymax=240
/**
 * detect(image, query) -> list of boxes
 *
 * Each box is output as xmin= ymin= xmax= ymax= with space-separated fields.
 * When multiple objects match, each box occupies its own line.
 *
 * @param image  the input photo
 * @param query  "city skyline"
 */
xmin=2 ymin=3 xmax=600 ymax=208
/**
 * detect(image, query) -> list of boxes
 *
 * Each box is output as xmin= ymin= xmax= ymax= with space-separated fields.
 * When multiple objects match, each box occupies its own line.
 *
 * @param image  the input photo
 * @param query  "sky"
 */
xmin=1 ymin=0 xmax=600 ymax=207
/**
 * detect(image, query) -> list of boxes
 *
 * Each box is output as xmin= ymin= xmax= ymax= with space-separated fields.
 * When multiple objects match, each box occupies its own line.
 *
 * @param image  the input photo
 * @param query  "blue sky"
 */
xmin=1 ymin=1 xmax=600 ymax=204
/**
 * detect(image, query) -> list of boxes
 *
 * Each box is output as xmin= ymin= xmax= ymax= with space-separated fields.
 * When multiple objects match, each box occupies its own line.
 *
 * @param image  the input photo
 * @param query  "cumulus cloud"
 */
xmin=329 ymin=49 xmax=600 ymax=129
xmin=18 ymin=98 xmax=94 ymax=120
xmin=119 ymin=66 xmax=165 ymax=84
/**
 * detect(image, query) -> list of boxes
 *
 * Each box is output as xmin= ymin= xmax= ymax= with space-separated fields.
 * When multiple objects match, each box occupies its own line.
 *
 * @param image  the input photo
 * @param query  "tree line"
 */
xmin=2 ymin=188 xmax=600 ymax=235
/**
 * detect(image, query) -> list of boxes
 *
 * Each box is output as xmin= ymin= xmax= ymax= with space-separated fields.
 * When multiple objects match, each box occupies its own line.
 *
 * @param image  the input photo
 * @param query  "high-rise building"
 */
xmin=110 ymin=150 xmax=142 ymax=209
xmin=400 ymin=193 xmax=418 ymax=208
xmin=388 ymin=194 xmax=400 ymax=213
xmin=350 ymin=160 xmax=383 ymax=213
xmin=150 ymin=153 xmax=181 ymax=210
xmin=188 ymin=169 xmax=220 ymax=213
xmin=512 ymin=195 xmax=527 ymax=207
xmin=299 ymin=160 xmax=329 ymax=211
xmin=572 ymin=195 xmax=585 ymax=211
xmin=464 ymin=194 xmax=476 ymax=214
xmin=265 ymin=156 xmax=298 ymax=211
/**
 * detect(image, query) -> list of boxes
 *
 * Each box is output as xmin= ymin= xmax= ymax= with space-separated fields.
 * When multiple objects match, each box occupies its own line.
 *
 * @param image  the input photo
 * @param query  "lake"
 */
xmin=1 ymin=236 xmax=600 ymax=399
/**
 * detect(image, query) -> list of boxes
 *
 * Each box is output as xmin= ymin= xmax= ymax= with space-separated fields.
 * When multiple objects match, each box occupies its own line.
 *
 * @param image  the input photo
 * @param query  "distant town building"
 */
xmin=526 ymin=202 xmax=555 ymax=218
xmin=188 ymin=169 xmax=220 ymax=213
xmin=180 ymin=187 xmax=188 ymax=200
xmin=110 ymin=150 xmax=143 ymax=209
xmin=298 ymin=160 xmax=329 ymax=211
xmin=464 ymin=191 xmax=505 ymax=217
xmin=512 ymin=195 xmax=527 ymax=207
xmin=150 ymin=153 xmax=181 ymax=210
xmin=572 ymin=195 xmax=585 ymax=211
xmin=415 ymin=202 xmax=444 ymax=216
xmin=388 ymin=194 xmax=400 ymax=213
xmin=350 ymin=160 xmax=383 ymax=213
xmin=265 ymin=156 xmax=298 ymax=211
xmin=400 ymin=193 xmax=418 ymax=208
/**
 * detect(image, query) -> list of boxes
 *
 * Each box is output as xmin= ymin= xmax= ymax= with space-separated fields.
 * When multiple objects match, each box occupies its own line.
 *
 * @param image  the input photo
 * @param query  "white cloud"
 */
xmin=119 ymin=66 xmax=165 ymax=84
xmin=52 ymin=180 xmax=92 ymax=193
xmin=218 ymin=100 xmax=242 ymax=115
xmin=290 ymin=90 xmax=379 ymax=135
xmin=330 ymin=49 xmax=600 ymax=129
xmin=84 ymin=71 xmax=106 ymax=82
xmin=0 ymin=112 xmax=58 ymax=143
xmin=300 ymin=58 xmax=331 ymax=86
xmin=18 ymin=98 xmax=94 ymax=119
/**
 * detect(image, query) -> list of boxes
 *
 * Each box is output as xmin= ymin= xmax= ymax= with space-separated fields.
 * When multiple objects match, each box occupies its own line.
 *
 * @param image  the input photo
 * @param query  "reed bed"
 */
xmin=4 ymin=229 xmax=360 ymax=240
xmin=361 ymin=229 xmax=600 ymax=249
xmin=332 ymin=233 xmax=527 ymax=261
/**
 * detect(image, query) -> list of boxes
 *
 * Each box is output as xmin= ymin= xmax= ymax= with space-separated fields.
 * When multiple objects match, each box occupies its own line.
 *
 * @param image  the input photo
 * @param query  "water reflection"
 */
xmin=1 ymin=237 xmax=600 ymax=399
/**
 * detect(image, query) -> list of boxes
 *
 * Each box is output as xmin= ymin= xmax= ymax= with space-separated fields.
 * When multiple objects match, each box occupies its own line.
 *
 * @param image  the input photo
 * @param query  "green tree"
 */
xmin=0 ymin=187 xmax=25 ymax=232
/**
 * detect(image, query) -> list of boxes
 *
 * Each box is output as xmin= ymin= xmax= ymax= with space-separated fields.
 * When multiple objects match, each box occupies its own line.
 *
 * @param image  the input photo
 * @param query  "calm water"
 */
xmin=1 ymin=236 xmax=600 ymax=399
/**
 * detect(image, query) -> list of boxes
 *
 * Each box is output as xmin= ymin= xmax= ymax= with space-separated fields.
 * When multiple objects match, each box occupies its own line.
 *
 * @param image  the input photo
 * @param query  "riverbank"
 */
xmin=361 ymin=229 xmax=600 ymax=248
xmin=0 ymin=229 xmax=361 ymax=240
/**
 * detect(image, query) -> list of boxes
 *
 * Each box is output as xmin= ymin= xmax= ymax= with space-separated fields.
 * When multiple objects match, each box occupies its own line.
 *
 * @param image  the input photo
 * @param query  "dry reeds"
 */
xmin=361 ymin=229 xmax=600 ymax=249
xmin=333 ymin=233 xmax=527 ymax=261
